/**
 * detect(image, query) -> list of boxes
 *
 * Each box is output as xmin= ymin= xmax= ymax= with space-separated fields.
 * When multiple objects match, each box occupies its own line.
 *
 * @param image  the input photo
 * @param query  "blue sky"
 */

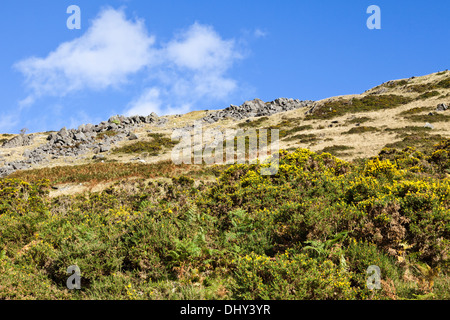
xmin=1 ymin=0 xmax=449 ymax=134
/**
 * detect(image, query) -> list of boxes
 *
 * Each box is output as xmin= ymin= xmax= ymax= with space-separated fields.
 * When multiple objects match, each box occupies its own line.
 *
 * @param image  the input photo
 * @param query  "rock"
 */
xmin=108 ymin=115 xmax=120 ymax=123
xmin=436 ymin=103 xmax=448 ymax=111
xmin=373 ymin=88 xmax=388 ymax=95
xmin=128 ymin=133 xmax=139 ymax=140
xmin=100 ymin=144 xmax=111 ymax=153
xmin=424 ymin=122 xmax=434 ymax=129
xmin=108 ymin=123 xmax=118 ymax=131
xmin=58 ymin=127 xmax=69 ymax=138
xmin=203 ymin=98 xmax=314 ymax=124
xmin=157 ymin=118 xmax=169 ymax=127
xmin=83 ymin=124 xmax=94 ymax=133
xmin=1 ymin=134 xmax=35 ymax=148
xmin=74 ymin=132 xmax=87 ymax=141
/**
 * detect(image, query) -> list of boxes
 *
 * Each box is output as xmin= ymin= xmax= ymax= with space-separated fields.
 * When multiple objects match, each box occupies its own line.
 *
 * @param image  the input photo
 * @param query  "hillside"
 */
xmin=0 ymin=70 xmax=449 ymax=300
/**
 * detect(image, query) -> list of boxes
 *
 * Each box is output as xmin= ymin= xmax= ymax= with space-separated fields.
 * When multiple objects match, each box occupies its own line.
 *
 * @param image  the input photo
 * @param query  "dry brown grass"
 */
xmin=8 ymin=160 xmax=207 ymax=186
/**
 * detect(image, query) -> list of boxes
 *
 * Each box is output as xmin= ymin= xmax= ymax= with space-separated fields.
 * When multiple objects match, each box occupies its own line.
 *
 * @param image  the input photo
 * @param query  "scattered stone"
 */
xmin=436 ymin=103 xmax=448 ymax=112
xmin=424 ymin=122 xmax=434 ymax=129
xmin=128 ymin=133 xmax=139 ymax=140
xmin=100 ymin=144 xmax=111 ymax=153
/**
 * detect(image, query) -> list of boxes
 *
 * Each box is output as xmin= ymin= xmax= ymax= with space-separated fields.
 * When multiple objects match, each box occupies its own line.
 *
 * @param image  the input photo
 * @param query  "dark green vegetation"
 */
xmin=345 ymin=117 xmax=373 ymax=125
xmin=0 ymin=134 xmax=15 ymax=145
xmin=112 ymin=133 xmax=177 ymax=156
xmin=407 ymin=77 xmax=450 ymax=93
xmin=398 ymin=107 xmax=433 ymax=116
xmin=416 ymin=91 xmax=440 ymax=100
xmin=342 ymin=126 xmax=380 ymax=135
xmin=319 ymin=145 xmax=355 ymax=157
xmin=404 ymin=114 xmax=450 ymax=123
xmin=1 ymin=136 xmax=449 ymax=300
xmin=237 ymin=117 xmax=269 ymax=128
xmin=282 ymin=133 xmax=318 ymax=144
xmin=307 ymin=95 xmax=412 ymax=120
xmin=397 ymin=106 xmax=450 ymax=123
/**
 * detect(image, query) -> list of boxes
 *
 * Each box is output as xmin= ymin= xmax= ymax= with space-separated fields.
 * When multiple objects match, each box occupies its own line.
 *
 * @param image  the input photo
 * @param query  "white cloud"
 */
xmin=125 ymin=87 xmax=192 ymax=117
xmin=166 ymin=23 xmax=240 ymax=72
xmin=0 ymin=113 xmax=19 ymax=134
xmin=155 ymin=22 xmax=242 ymax=111
xmin=124 ymin=22 xmax=244 ymax=117
xmin=254 ymin=28 xmax=268 ymax=38
xmin=125 ymin=87 xmax=162 ymax=116
xmin=15 ymin=7 xmax=155 ymax=99
xmin=15 ymin=7 xmax=249 ymax=123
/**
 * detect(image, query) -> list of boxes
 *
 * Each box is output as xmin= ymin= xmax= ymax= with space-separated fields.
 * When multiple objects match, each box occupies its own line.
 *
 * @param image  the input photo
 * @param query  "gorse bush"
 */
xmin=0 ymin=139 xmax=449 ymax=300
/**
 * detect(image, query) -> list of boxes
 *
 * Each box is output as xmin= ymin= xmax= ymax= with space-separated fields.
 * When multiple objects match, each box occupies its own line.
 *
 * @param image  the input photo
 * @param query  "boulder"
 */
xmin=74 ymin=132 xmax=87 ymax=141
xmin=1 ymin=134 xmax=35 ymax=148
xmin=436 ymin=103 xmax=448 ymax=112
xmin=128 ymin=133 xmax=139 ymax=140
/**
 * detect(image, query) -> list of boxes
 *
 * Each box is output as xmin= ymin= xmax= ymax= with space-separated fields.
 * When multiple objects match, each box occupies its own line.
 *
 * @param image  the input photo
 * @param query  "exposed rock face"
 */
xmin=202 ymin=98 xmax=314 ymax=124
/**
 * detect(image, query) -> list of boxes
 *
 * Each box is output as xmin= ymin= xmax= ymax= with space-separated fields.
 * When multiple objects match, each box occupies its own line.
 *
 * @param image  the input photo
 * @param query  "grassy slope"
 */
xmin=0 ymin=71 xmax=449 ymax=300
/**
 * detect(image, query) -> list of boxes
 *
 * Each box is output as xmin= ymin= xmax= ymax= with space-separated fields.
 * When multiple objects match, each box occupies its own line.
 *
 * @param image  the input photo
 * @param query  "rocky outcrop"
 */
xmin=1 ymin=134 xmax=35 ymax=148
xmin=202 ymin=98 xmax=314 ymax=124
xmin=0 ymin=112 xmax=160 ymax=178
